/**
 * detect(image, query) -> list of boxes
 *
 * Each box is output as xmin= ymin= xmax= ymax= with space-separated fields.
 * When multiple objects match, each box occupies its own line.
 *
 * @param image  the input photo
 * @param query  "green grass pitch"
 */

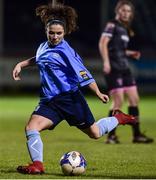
xmin=0 ymin=95 xmax=156 ymax=179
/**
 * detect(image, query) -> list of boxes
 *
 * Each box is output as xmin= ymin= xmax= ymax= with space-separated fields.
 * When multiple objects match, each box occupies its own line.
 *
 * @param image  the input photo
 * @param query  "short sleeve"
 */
xmin=102 ymin=22 xmax=116 ymax=38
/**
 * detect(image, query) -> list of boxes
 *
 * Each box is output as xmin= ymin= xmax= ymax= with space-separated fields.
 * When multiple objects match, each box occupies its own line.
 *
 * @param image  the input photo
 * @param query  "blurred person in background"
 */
xmin=99 ymin=0 xmax=153 ymax=144
xmin=12 ymin=2 xmax=136 ymax=174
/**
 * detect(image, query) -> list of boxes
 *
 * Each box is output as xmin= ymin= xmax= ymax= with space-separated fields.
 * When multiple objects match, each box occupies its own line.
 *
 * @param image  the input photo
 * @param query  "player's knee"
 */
xmin=25 ymin=124 xmax=33 ymax=131
xmin=135 ymin=96 xmax=139 ymax=105
xmin=113 ymin=100 xmax=123 ymax=109
xmin=117 ymin=100 xmax=123 ymax=108
xmin=25 ymin=123 xmax=39 ymax=131
xmin=129 ymin=97 xmax=139 ymax=106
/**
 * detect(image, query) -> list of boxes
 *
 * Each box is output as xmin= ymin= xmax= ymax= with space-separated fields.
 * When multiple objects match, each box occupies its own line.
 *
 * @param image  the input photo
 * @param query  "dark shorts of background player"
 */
xmin=105 ymin=68 xmax=136 ymax=91
xmin=32 ymin=90 xmax=95 ymax=130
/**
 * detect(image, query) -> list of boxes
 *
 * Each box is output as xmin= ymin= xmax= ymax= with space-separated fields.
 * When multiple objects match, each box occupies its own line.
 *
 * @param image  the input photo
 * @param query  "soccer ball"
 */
xmin=60 ymin=151 xmax=87 ymax=175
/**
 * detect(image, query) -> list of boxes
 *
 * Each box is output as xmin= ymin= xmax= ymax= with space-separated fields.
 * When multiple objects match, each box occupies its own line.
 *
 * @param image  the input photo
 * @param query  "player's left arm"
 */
xmin=88 ymin=82 xmax=109 ymax=103
xmin=126 ymin=50 xmax=141 ymax=60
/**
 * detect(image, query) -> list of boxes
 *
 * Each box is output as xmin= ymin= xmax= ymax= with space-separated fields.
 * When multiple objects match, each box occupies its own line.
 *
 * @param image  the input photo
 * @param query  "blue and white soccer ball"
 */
xmin=60 ymin=151 xmax=87 ymax=175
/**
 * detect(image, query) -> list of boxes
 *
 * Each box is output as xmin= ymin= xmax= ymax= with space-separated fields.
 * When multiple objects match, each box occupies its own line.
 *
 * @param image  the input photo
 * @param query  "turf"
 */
xmin=0 ymin=95 xmax=156 ymax=179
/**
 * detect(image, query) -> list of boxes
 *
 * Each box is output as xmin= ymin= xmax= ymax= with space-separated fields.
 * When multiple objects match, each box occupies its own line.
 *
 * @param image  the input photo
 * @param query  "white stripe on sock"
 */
xmin=30 ymin=139 xmax=40 ymax=154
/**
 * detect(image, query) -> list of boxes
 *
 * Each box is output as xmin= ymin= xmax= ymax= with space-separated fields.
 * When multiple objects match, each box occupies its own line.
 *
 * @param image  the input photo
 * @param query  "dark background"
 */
xmin=3 ymin=0 xmax=102 ymax=57
xmin=3 ymin=0 xmax=156 ymax=57
xmin=1 ymin=0 xmax=156 ymax=94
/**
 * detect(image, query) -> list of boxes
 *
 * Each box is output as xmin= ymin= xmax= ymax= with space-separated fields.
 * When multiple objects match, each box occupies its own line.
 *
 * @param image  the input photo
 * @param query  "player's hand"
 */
xmin=13 ymin=64 xmax=22 ymax=80
xmin=97 ymin=92 xmax=109 ymax=103
xmin=103 ymin=62 xmax=111 ymax=74
xmin=126 ymin=50 xmax=141 ymax=60
xmin=131 ymin=51 xmax=141 ymax=60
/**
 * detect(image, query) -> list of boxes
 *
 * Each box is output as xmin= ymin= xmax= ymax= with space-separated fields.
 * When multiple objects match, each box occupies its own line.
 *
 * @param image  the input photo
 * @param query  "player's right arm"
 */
xmin=13 ymin=56 xmax=36 ymax=81
xmin=99 ymin=35 xmax=111 ymax=74
xmin=99 ymin=22 xmax=116 ymax=74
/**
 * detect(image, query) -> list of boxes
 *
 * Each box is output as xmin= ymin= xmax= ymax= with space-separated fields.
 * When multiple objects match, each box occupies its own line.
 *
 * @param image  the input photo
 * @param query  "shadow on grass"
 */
xmin=45 ymin=172 xmax=156 ymax=179
xmin=1 ymin=169 xmax=156 ymax=179
xmin=84 ymin=173 xmax=156 ymax=179
xmin=0 ymin=169 xmax=17 ymax=174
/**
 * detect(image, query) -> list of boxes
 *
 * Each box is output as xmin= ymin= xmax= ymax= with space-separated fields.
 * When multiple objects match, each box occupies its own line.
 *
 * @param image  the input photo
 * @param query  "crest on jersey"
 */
xmin=52 ymin=52 xmax=61 ymax=58
xmin=117 ymin=78 xmax=123 ymax=86
xmin=80 ymin=71 xmax=89 ymax=80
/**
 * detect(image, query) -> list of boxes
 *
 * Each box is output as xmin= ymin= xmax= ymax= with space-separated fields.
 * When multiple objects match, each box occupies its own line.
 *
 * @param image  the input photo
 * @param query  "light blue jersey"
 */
xmin=36 ymin=39 xmax=95 ymax=102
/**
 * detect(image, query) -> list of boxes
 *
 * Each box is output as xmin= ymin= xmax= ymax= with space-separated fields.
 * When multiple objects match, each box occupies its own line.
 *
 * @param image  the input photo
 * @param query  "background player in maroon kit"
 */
xmin=99 ymin=0 xmax=153 ymax=144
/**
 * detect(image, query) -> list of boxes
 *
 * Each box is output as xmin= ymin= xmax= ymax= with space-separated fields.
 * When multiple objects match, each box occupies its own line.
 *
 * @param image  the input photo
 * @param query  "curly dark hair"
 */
xmin=36 ymin=3 xmax=78 ymax=34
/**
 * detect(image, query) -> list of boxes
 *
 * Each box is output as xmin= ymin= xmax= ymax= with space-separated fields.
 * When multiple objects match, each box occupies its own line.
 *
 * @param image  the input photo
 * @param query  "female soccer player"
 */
xmin=13 ymin=3 xmax=136 ymax=174
xmin=99 ymin=0 xmax=153 ymax=144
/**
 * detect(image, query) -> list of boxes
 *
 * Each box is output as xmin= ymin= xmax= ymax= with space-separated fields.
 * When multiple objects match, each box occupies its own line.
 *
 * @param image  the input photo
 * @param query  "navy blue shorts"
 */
xmin=32 ymin=90 xmax=95 ymax=130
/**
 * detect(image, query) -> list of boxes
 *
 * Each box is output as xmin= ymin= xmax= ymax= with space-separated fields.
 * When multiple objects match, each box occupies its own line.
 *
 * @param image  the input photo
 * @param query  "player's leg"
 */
xmin=125 ymin=86 xmax=140 ymax=137
xmin=125 ymin=86 xmax=153 ymax=143
xmin=17 ymin=114 xmax=53 ymax=174
xmin=72 ymin=89 xmax=136 ymax=140
xmin=26 ymin=114 xmax=53 ymax=161
xmin=106 ymin=89 xmax=124 ymax=143
xmin=104 ymin=72 xmax=125 ymax=144
xmin=72 ymin=90 xmax=120 ymax=139
xmin=80 ymin=109 xmax=136 ymax=139
xmin=17 ymin=103 xmax=61 ymax=174
xmin=80 ymin=117 xmax=118 ymax=139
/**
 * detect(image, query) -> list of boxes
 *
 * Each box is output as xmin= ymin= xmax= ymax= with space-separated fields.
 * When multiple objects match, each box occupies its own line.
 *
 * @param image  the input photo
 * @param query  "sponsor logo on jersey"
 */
xmin=121 ymin=35 xmax=129 ymax=42
xmin=34 ymin=105 xmax=40 ymax=112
